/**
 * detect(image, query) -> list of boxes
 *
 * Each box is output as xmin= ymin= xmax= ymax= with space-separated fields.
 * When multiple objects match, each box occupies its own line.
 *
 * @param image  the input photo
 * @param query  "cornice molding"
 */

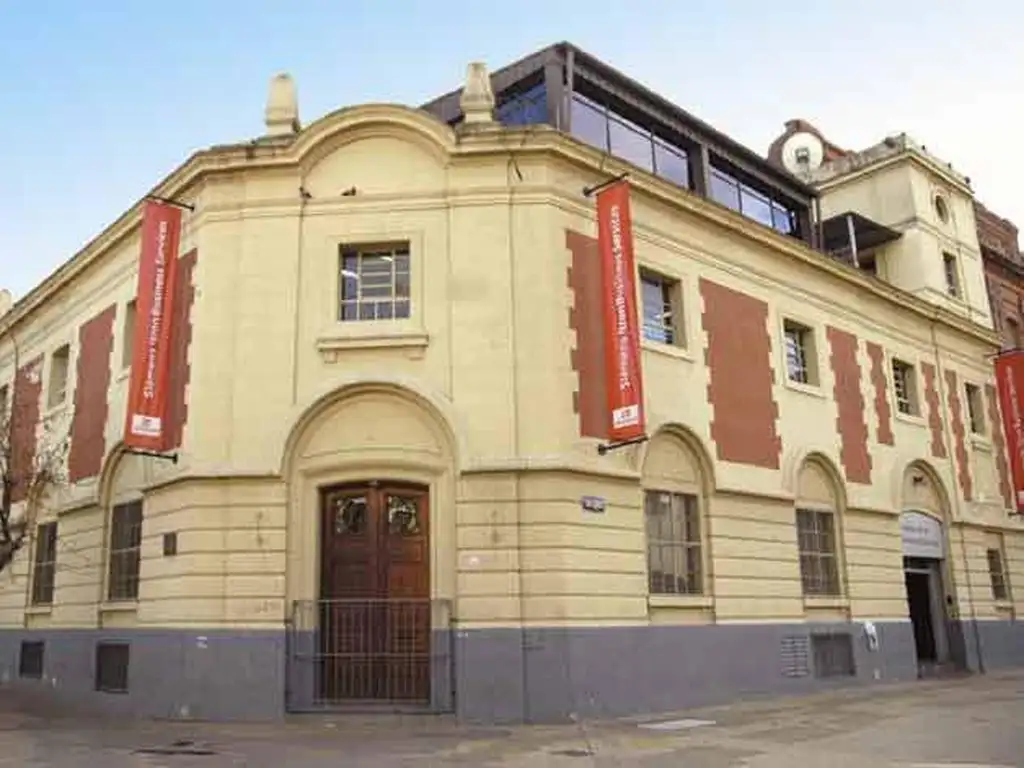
xmin=0 ymin=105 xmax=999 ymax=356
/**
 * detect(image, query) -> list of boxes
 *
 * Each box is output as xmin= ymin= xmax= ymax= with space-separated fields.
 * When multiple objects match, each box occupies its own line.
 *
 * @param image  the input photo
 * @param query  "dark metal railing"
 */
xmin=285 ymin=598 xmax=453 ymax=712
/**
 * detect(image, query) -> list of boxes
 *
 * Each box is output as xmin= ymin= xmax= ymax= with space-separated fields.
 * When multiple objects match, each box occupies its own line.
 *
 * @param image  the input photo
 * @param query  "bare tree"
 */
xmin=0 ymin=347 xmax=70 ymax=576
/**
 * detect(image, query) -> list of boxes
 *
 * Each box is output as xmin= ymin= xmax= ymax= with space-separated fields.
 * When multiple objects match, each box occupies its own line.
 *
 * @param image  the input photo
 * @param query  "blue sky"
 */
xmin=2 ymin=1 xmax=1021 ymax=299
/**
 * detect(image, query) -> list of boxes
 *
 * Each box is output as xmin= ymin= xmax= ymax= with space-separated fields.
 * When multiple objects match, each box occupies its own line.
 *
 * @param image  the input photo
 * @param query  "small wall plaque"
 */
xmin=580 ymin=496 xmax=606 ymax=514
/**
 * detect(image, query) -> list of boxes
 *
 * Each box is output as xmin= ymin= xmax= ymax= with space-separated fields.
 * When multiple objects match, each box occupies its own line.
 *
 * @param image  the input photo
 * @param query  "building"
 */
xmin=0 ymin=42 xmax=1021 ymax=724
xmin=975 ymin=201 xmax=1024 ymax=350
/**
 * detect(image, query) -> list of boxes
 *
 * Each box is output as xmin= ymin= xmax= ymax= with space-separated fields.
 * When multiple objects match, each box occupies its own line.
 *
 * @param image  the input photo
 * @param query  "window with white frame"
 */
xmin=892 ymin=359 xmax=919 ymax=416
xmin=644 ymin=490 xmax=702 ymax=595
xmin=47 ymin=344 xmax=70 ymax=409
xmin=338 ymin=243 xmax=411 ymax=322
xmin=640 ymin=271 xmax=683 ymax=346
xmin=783 ymin=319 xmax=817 ymax=386
xmin=796 ymin=508 xmax=841 ymax=596
xmin=964 ymin=383 xmax=985 ymax=435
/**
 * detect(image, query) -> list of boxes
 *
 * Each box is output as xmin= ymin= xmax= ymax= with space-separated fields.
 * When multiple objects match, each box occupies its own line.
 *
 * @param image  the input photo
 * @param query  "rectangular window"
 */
xmin=95 ymin=642 xmax=130 ymax=693
xmin=943 ymin=252 xmax=960 ymax=298
xmin=495 ymin=83 xmax=549 ymax=127
xmin=709 ymin=169 xmax=740 ymax=211
xmin=570 ymin=94 xmax=609 ymax=152
xmin=121 ymin=299 xmax=137 ymax=370
xmin=0 ymin=384 xmax=7 ymax=421
xmin=653 ymin=138 xmax=689 ymax=188
xmin=783 ymin=320 xmax=817 ymax=386
xmin=31 ymin=522 xmax=57 ymax=606
xmin=965 ymin=383 xmax=985 ymax=435
xmin=18 ymin=641 xmax=44 ymax=679
xmin=608 ymin=115 xmax=654 ymax=173
xmin=892 ymin=359 xmax=919 ymax=416
xmin=645 ymin=490 xmax=702 ymax=595
xmin=796 ymin=508 xmax=841 ymax=596
xmin=640 ymin=271 xmax=683 ymax=347
xmin=338 ymin=243 xmax=411 ymax=322
xmin=107 ymin=501 xmax=143 ymax=602
xmin=1006 ymin=317 xmax=1021 ymax=350
xmin=47 ymin=344 xmax=70 ymax=409
xmin=987 ymin=547 xmax=1009 ymax=601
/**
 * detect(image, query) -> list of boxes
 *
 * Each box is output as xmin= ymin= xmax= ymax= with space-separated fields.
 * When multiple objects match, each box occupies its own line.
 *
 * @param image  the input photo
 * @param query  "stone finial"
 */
xmin=265 ymin=73 xmax=300 ymax=137
xmin=0 ymin=289 xmax=11 ymax=317
xmin=459 ymin=62 xmax=495 ymax=125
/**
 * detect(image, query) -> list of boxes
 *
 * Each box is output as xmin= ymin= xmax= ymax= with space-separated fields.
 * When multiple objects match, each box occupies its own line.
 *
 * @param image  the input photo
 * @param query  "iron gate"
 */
xmin=285 ymin=598 xmax=454 ymax=713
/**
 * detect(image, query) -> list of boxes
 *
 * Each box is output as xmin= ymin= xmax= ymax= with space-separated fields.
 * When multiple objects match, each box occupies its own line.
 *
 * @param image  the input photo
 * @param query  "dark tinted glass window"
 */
xmin=740 ymin=187 xmax=773 ymax=227
xmin=496 ymin=83 xmax=549 ymax=126
xmin=653 ymin=140 xmax=689 ymax=187
xmin=710 ymin=170 xmax=740 ymax=210
xmin=570 ymin=95 xmax=608 ymax=151
xmin=608 ymin=116 xmax=654 ymax=172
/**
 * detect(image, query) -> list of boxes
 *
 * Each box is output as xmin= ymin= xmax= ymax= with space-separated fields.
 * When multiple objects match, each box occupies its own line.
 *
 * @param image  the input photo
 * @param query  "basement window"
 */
xmin=811 ymin=632 xmax=856 ymax=678
xmin=18 ymin=641 xmax=44 ymax=679
xmin=95 ymin=642 xmax=130 ymax=693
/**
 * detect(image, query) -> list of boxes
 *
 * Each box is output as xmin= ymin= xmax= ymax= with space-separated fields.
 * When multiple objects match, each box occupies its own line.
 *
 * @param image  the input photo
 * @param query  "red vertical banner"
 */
xmin=596 ymin=180 xmax=646 ymax=442
xmin=994 ymin=350 xmax=1024 ymax=514
xmin=124 ymin=200 xmax=182 ymax=452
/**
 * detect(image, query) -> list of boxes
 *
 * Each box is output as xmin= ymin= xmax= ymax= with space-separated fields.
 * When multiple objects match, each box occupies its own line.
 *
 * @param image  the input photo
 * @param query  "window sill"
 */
xmin=641 ymin=339 xmax=693 ymax=363
xmin=783 ymin=378 xmax=826 ymax=399
xmin=24 ymin=605 xmax=52 ymax=616
xmin=42 ymin=402 xmax=68 ymax=421
xmin=99 ymin=601 xmax=138 ymax=613
xmin=648 ymin=594 xmax=713 ymax=610
xmin=994 ymin=600 xmax=1015 ymax=613
xmin=803 ymin=596 xmax=849 ymax=609
xmin=894 ymin=411 xmax=926 ymax=428
xmin=970 ymin=435 xmax=992 ymax=452
xmin=316 ymin=326 xmax=429 ymax=358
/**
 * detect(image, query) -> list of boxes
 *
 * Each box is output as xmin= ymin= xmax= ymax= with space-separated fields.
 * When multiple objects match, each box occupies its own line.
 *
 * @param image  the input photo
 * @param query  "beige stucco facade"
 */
xmin=0 ymin=89 xmax=1021 ymax=722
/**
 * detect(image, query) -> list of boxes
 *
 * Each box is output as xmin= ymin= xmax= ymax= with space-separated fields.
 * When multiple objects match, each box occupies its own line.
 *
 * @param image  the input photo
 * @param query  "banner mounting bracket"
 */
xmin=123 ymin=448 xmax=179 ymax=464
xmin=583 ymin=172 xmax=630 ymax=198
xmin=597 ymin=435 xmax=649 ymax=456
xmin=145 ymin=194 xmax=195 ymax=212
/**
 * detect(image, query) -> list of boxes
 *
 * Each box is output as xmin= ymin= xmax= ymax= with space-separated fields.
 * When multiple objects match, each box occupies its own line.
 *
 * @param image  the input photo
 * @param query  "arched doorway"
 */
xmin=281 ymin=382 xmax=458 ymax=712
xmin=899 ymin=463 xmax=955 ymax=676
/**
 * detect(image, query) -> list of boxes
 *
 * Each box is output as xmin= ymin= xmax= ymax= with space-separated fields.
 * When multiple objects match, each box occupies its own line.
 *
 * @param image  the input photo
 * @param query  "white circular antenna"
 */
xmin=780 ymin=131 xmax=825 ymax=175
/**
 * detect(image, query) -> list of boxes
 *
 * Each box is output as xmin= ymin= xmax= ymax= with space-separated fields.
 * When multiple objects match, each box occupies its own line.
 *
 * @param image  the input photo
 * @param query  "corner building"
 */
xmin=0 ymin=43 xmax=1022 ymax=723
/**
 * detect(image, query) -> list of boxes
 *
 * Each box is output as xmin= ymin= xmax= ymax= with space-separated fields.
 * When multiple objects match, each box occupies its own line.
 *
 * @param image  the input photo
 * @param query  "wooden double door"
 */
xmin=318 ymin=482 xmax=431 ymax=704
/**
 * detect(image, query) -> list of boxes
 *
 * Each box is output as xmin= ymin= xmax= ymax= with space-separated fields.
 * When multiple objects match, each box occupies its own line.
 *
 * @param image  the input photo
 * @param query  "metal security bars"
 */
xmin=286 ymin=598 xmax=453 ymax=712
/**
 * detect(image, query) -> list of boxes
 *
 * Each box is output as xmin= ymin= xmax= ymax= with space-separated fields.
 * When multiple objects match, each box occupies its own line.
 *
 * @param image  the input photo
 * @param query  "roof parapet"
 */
xmin=458 ymin=62 xmax=496 ymax=126
xmin=810 ymin=132 xmax=971 ymax=190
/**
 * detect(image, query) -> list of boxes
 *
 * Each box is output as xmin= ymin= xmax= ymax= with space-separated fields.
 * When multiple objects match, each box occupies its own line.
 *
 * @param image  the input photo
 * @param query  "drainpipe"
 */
xmin=929 ymin=315 xmax=985 ymax=674
xmin=846 ymin=214 xmax=859 ymax=269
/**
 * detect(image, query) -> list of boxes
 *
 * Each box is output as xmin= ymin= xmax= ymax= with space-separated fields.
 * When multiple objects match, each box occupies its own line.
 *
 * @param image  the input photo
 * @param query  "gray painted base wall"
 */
xmin=1 ymin=619 xmax=1020 ymax=723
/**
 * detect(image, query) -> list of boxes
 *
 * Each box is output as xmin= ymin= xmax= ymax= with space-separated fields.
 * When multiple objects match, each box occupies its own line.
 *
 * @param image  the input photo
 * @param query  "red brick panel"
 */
xmin=943 ymin=370 xmax=973 ymax=501
xmin=827 ymin=327 xmax=871 ymax=484
xmin=986 ymin=383 xmax=1013 ymax=508
xmin=68 ymin=305 xmax=116 ymax=483
xmin=165 ymin=250 xmax=198 ymax=451
xmin=700 ymin=279 xmax=781 ymax=469
xmin=9 ymin=357 xmax=43 ymax=503
xmin=565 ymin=231 xmax=609 ymax=439
xmin=865 ymin=342 xmax=894 ymax=446
xmin=921 ymin=363 xmax=946 ymax=459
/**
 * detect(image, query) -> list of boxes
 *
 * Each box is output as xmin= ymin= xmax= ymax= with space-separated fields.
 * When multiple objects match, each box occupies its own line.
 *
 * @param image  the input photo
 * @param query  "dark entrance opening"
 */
xmin=904 ymin=568 xmax=937 ymax=663
xmin=317 ymin=482 xmax=431 ymax=705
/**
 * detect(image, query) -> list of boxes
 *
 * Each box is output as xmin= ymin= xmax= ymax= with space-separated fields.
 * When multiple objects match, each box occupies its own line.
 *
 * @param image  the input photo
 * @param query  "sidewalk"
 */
xmin=1 ymin=671 xmax=1022 ymax=766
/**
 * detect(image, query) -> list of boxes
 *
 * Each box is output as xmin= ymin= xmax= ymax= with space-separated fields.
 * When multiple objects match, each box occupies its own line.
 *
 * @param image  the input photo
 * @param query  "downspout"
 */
xmin=929 ymin=315 xmax=985 ymax=674
xmin=505 ymin=154 xmax=530 ymax=722
xmin=290 ymin=180 xmax=309 ymax=406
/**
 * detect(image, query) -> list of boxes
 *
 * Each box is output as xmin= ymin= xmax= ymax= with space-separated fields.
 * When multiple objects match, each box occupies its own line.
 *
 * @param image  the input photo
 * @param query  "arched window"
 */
xmin=795 ymin=458 xmax=844 ymax=597
xmin=642 ymin=430 xmax=709 ymax=596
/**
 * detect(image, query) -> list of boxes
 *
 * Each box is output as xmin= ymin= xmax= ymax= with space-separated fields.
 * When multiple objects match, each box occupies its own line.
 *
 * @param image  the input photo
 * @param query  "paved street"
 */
xmin=1 ymin=671 xmax=1022 ymax=766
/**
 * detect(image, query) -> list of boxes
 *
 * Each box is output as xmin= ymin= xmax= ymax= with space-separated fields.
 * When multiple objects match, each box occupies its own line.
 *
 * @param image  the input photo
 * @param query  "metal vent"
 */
xmin=780 ymin=635 xmax=810 ymax=678
xmin=811 ymin=632 xmax=856 ymax=678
